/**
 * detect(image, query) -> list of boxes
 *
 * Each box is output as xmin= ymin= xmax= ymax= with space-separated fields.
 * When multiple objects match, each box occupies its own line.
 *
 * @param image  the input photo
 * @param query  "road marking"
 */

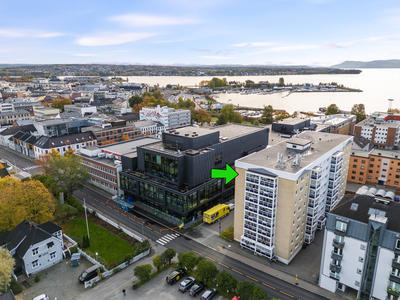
xmin=192 ymin=250 xmax=203 ymax=256
xmin=205 ymin=256 xmax=215 ymax=262
xmin=145 ymin=226 xmax=151 ymax=230
xmin=154 ymin=230 xmax=161 ymax=235
xmin=101 ymin=202 xmax=106 ymax=205
xmin=232 ymin=269 xmax=243 ymax=275
xmin=262 ymin=283 xmax=276 ymax=290
xmin=129 ymin=217 xmax=135 ymax=220
xmin=246 ymin=275 xmax=259 ymax=282
xmin=218 ymin=262 xmax=229 ymax=268
xmin=279 ymin=291 xmax=294 ymax=298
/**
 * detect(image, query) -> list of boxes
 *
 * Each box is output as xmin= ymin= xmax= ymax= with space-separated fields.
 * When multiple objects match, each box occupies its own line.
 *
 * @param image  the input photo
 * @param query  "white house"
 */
xmin=0 ymin=220 xmax=64 ymax=277
xmin=33 ymin=131 xmax=97 ymax=158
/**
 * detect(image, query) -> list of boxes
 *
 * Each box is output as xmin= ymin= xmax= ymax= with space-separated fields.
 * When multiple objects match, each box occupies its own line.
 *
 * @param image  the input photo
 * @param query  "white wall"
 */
xmin=23 ymin=236 xmax=63 ymax=276
xmin=372 ymin=247 xmax=393 ymax=300
xmin=320 ymin=230 xmax=366 ymax=292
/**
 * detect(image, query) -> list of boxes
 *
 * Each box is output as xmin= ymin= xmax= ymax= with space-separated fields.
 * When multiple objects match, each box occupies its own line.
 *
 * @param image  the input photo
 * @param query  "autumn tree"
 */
xmin=278 ymin=77 xmax=285 ymax=87
xmin=325 ymin=104 xmax=341 ymax=115
xmin=274 ymin=111 xmax=290 ymax=121
xmin=219 ymin=105 xmax=243 ymax=124
xmin=216 ymin=113 xmax=227 ymax=125
xmin=351 ymin=103 xmax=366 ymax=123
xmin=0 ymin=177 xmax=56 ymax=232
xmin=121 ymin=134 xmax=130 ymax=141
xmin=101 ymin=140 xmax=116 ymax=145
xmin=134 ymin=264 xmax=153 ymax=282
xmin=129 ymin=95 xmax=143 ymax=107
xmin=39 ymin=150 xmax=90 ymax=198
xmin=153 ymin=89 xmax=163 ymax=100
xmin=196 ymin=110 xmax=212 ymax=124
xmin=51 ymin=98 xmax=72 ymax=112
xmin=0 ymin=248 xmax=14 ymax=293
xmin=260 ymin=105 xmax=274 ymax=124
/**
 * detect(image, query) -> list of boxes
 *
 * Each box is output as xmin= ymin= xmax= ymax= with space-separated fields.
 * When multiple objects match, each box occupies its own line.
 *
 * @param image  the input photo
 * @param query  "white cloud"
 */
xmin=75 ymin=32 xmax=156 ymax=46
xmin=200 ymin=55 xmax=234 ymax=60
xmin=231 ymin=42 xmax=275 ymax=47
xmin=109 ymin=14 xmax=202 ymax=27
xmin=251 ymin=44 xmax=319 ymax=55
xmin=73 ymin=54 xmax=100 ymax=57
xmin=0 ymin=29 xmax=64 ymax=38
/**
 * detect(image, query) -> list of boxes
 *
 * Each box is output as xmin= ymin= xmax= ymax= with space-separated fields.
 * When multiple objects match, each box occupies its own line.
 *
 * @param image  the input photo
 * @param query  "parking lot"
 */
xmin=16 ymin=256 xmax=93 ymax=300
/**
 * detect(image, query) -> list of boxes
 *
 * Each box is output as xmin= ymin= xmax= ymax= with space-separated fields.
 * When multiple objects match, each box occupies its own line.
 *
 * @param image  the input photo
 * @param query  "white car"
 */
xmin=33 ymin=294 xmax=49 ymax=300
xmin=228 ymin=203 xmax=235 ymax=210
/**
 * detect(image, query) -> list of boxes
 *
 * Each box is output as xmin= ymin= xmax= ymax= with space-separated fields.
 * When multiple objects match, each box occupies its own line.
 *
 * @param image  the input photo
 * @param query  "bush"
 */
xmin=118 ymin=232 xmax=127 ymax=239
xmin=56 ymin=204 xmax=79 ymax=222
xmin=70 ymin=246 xmax=78 ymax=254
xmin=113 ymin=267 xmax=121 ymax=274
xmin=107 ymin=261 xmax=120 ymax=270
xmin=221 ymin=226 xmax=234 ymax=241
xmin=10 ymin=277 xmax=23 ymax=295
xmin=134 ymin=264 xmax=153 ymax=283
xmin=34 ymin=275 xmax=40 ymax=282
xmin=72 ymin=236 xmax=83 ymax=248
xmin=123 ymin=254 xmax=134 ymax=263
xmin=66 ymin=196 xmax=84 ymax=212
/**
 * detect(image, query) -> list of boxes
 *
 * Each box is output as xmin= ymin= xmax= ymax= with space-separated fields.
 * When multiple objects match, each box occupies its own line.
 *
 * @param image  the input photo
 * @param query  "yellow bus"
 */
xmin=203 ymin=204 xmax=230 ymax=224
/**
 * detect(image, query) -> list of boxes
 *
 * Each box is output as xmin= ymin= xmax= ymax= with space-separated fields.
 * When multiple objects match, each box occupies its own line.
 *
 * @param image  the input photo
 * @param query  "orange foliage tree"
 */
xmin=121 ymin=134 xmax=130 ymax=141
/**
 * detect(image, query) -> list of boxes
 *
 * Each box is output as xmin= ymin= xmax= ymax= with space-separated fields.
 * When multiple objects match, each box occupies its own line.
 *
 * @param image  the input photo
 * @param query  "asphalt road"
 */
xmin=0 ymin=145 xmax=40 ymax=174
xmin=0 ymin=145 xmax=328 ymax=300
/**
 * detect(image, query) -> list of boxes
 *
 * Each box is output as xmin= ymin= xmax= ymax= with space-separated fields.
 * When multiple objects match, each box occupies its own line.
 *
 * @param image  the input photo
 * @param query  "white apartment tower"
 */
xmin=140 ymin=105 xmax=191 ymax=130
xmin=319 ymin=193 xmax=400 ymax=300
xmin=234 ymin=132 xmax=352 ymax=264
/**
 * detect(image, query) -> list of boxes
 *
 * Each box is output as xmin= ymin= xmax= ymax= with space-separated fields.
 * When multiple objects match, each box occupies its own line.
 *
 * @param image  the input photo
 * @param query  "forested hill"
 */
xmin=331 ymin=59 xmax=400 ymax=68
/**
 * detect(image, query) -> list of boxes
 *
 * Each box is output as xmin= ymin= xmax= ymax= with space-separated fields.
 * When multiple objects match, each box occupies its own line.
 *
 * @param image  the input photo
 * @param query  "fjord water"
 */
xmin=128 ymin=68 xmax=400 ymax=114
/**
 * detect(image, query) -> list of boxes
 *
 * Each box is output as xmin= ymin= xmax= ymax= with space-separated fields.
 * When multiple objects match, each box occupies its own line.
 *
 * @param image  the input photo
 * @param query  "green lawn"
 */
xmin=63 ymin=218 xmax=135 ymax=264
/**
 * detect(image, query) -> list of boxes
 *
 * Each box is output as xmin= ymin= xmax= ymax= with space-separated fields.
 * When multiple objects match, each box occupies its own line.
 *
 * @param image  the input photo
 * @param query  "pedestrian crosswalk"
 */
xmin=23 ymin=165 xmax=38 ymax=171
xmin=156 ymin=233 xmax=180 ymax=245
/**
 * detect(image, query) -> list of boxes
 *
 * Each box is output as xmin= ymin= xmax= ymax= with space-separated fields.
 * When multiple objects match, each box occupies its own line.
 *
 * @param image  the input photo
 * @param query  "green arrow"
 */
xmin=211 ymin=164 xmax=238 ymax=184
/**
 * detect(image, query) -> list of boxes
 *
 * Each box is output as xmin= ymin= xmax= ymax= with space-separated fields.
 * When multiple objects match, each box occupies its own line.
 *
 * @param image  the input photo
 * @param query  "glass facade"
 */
xmin=166 ymin=191 xmax=197 ymax=212
xmin=120 ymin=175 xmax=137 ymax=194
xmin=199 ymin=181 xmax=222 ymax=203
xmin=139 ymin=182 xmax=164 ymax=203
xmin=144 ymin=152 xmax=179 ymax=183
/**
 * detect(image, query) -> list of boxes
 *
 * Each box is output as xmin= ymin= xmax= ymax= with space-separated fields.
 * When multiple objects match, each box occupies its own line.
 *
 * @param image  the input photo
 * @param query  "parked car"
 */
xmin=200 ymin=287 xmax=218 ymax=300
xmin=189 ymin=281 xmax=206 ymax=297
xmin=71 ymin=252 xmax=80 ymax=266
xmin=166 ymin=268 xmax=186 ymax=285
xmin=32 ymin=295 xmax=49 ymax=300
xmin=231 ymin=297 xmax=240 ymax=300
xmin=78 ymin=265 xmax=99 ymax=283
xmin=179 ymin=276 xmax=196 ymax=292
xmin=228 ymin=203 xmax=235 ymax=210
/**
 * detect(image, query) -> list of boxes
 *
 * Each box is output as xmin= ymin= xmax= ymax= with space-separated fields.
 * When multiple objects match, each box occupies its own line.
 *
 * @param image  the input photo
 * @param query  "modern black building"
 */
xmin=120 ymin=124 xmax=269 ymax=225
xmin=272 ymin=117 xmax=314 ymax=134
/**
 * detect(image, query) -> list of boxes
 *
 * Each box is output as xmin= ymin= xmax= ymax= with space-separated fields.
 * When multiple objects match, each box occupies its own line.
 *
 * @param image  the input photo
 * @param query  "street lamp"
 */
xmin=95 ymin=252 xmax=98 ymax=262
xmin=142 ymin=222 xmax=145 ymax=240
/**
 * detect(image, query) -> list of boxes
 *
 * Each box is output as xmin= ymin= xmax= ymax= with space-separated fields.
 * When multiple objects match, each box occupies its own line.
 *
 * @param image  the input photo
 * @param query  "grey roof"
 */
xmin=99 ymin=137 xmax=160 ymax=156
xmin=370 ymin=149 xmax=400 ymax=159
xmin=0 ymin=290 xmax=16 ymax=300
xmin=273 ymin=117 xmax=310 ymax=125
xmin=132 ymin=120 xmax=157 ymax=128
xmin=0 ymin=125 xmax=36 ymax=136
xmin=353 ymin=134 xmax=370 ymax=148
xmin=238 ymin=131 xmax=352 ymax=174
xmin=331 ymin=194 xmax=400 ymax=233
xmin=38 ymin=221 xmax=62 ymax=234
xmin=34 ymin=131 xmax=96 ymax=149
xmin=117 ymin=113 xmax=139 ymax=122
xmin=0 ymin=110 xmax=30 ymax=117
xmin=350 ymin=149 xmax=370 ymax=158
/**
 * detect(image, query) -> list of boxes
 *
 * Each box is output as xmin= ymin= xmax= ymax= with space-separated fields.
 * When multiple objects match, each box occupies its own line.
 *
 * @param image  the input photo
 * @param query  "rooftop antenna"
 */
xmin=277 ymin=152 xmax=281 ymax=163
xmin=388 ymin=99 xmax=394 ymax=112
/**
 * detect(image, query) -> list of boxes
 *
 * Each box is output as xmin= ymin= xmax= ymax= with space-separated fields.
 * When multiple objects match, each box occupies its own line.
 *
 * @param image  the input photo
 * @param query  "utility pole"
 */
xmin=142 ymin=221 xmax=145 ymax=240
xmin=84 ymin=198 xmax=90 ymax=239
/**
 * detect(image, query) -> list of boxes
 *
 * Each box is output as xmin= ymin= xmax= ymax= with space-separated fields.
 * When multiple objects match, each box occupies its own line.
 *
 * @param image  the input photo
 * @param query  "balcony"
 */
xmin=390 ymin=274 xmax=400 ymax=285
xmin=332 ymin=239 xmax=345 ymax=249
xmin=393 ymin=259 xmax=400 ymax=269
xmin=330 ymin=263 xmax=342 ymax=273
xmin=331 ymin=251 xmax=343 ymax=261
xmin=329 ymin=272 xmax=340 ymax=281
xmin=334 ymin=228 xmax=347 ymax=237
xmin=387 ymin=286 xmax=400 ymax=297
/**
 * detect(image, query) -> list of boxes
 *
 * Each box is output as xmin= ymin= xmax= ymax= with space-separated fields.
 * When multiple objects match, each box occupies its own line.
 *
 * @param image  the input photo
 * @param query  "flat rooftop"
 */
xmin=238 ymin=131 xmax=352 ymax=174
xmin=144 ymin=124 xmax=266 ymax=155
xmin=350 ymin=149 xmax=370 ymax=158
xmin=100 ymin=137 xmax=159 ymax=156
xmin=273 ymin=117 xmax=310 ymax=126
xmin=311 ymin=114 xmax=355 ymax=126
xmin=370 ymin=149 xmax=400 ymax=159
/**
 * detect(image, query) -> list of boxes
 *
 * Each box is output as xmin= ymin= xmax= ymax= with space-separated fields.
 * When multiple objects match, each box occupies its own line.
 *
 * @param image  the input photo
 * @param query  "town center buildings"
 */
xmin=119 ymin=124 xmax=269 ymax=225
xmin=234 ymin=132 xmax=353 ymax=264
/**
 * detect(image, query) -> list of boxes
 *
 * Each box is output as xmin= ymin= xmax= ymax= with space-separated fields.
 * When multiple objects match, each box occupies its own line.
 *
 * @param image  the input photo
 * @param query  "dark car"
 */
xmin=166 ymin=268 xmax=186 ymax=285
xmin=200 ymin=287 xmax=217 ymax=300
xmin=78 ymin=265 xmax=99 ymax=283
xmin=189 ymin=281 xmax=206 ymax=297
xmin=179 ymin=276 xmax=196 ymax=292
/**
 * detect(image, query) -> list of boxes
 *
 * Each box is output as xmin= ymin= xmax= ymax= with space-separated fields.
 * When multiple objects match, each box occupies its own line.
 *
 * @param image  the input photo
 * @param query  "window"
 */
xmin=351 ymin=176 xmax=355 ymax=180
xmin=47 ymin=242 xmax=54 ymax=249
xmin=368 ymin=176 xmax=372 ymax=179
xmin=396 ymin=239 xmax=400 ymax=249
xmin=371 ymin=158 xmax=375 ymax=161
xmin=369 ymin=164 xmax=374 ymax=167
xmin=32 ymin=248 xmax=39 ymax=255
xmin=360 ymin=166 xmax=365 ymax=170
xmin=333 ymin=247 xmax=343 ymax=255
xmin=50 ymin=252 xmax=56 ymax=260
xmin=352 ymin=170 xmax=356 ymax=174
xmin=359 ymin=177 xmax=363 ymax=181
xmin=355 ymin=281 xmax=360 ymax=287
xmin=32 ymin=260 xmax=38 ymax=268
xmin=357 ymin=269 xmax=362 ymax=275
xmin=359 ymin=257 xmax=364 ymax=263
xmin=354 ymin=159 xmax=358 ymax=162
xmin=396 ymin=181 xmax=399 ymax=185
xmin=360 ymin=172 xmax=364 ymax=175
xmin=353 ymin=165 xmax=357 ymax=168
xmin=336 ymin=221 xmax=347 ymax=232
xmin=361 ymin=160 xmax=366 ymax=164
xmin=334 ymin=235 xmax=344 ymax=243
xmin=369 ymin=170 xmax=373 ymax=173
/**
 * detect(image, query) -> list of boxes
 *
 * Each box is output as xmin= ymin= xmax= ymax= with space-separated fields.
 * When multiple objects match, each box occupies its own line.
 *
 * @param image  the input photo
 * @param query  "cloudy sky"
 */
xmin=0 ymin=0 xmax=399 ymax=66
